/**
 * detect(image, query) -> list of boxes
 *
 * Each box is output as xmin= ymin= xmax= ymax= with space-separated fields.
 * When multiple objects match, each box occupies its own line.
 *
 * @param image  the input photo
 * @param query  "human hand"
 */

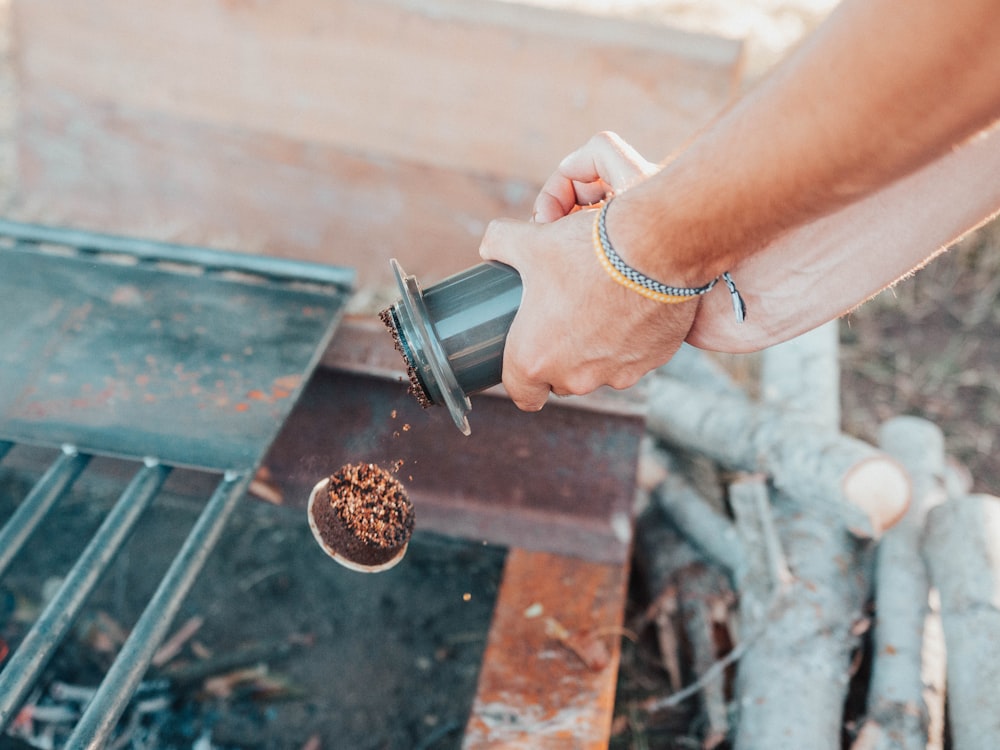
xmin=479 ymin=207 xmax=697 ymax=412
xmin=532 ymin=131 xmax=659 ymax=223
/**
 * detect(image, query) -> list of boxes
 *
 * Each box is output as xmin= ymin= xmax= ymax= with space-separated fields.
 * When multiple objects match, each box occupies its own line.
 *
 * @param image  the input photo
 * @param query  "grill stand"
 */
xmin=0 ymin=221 xmax=352 ymax=746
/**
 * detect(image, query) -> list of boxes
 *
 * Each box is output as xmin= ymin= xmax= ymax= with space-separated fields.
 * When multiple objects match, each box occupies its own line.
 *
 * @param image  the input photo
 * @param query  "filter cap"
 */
xmin=389 ymin=259 xmax=472 ymax=435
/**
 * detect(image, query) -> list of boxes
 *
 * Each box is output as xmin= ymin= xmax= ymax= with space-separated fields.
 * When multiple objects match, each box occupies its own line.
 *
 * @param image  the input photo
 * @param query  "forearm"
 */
xmin=608 ymin=0 xmax=1000 ymax=287
xmin=688 ymin=123 xmax=1000 ymax=351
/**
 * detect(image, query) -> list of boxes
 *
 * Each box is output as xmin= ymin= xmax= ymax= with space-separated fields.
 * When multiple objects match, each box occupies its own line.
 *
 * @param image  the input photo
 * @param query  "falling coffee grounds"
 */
xmin=309 ymin=462 xmax=415 ymax=572
xmin=379 ymin=306 xmax=433 ymax=409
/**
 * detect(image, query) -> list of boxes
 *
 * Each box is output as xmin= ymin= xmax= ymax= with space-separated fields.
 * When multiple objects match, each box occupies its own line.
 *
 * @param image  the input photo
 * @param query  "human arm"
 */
xmin=478 ymin=208 xmax=696 ymax=411
xmin=688 ymin=123 xmax=1000 ymax=351
xmin=608 ymin=0 xmax=1000 ymax=291
xmin=482 ymin=0 xmax=1000 ymax=409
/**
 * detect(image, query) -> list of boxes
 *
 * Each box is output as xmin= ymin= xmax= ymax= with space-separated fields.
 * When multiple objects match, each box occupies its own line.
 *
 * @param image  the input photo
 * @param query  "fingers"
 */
xmin=499 ymin=320 xmax=553 ymax=412
xmin=532 ymin=131 xmax=658 ymax=223
xmin=478 ymin=210 xmax=683 ymax=414
xmin=561 ymin=131 xmax=658 ymax=189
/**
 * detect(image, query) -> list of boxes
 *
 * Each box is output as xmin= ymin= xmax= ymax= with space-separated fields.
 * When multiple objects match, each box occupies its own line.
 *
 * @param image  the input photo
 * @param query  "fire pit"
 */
xmin=0 ymin=220 xmax=352 ymax=746
xmin=0 ymin=220 xmax=647 ymax=748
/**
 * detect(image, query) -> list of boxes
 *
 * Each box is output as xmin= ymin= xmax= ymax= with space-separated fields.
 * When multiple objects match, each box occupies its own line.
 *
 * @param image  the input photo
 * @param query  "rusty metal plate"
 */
xmin=265 ymin=365 xmax=645 ymax=564
xmin=0 ymin=223 xmax=352 ymax=471
xmin=464 ymin=549 xmax=629 ymax=748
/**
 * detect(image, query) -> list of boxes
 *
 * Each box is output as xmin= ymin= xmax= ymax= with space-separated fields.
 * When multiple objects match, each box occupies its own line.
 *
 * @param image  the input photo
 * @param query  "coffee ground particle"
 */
xmin=379 ymin=307 xmax=433 ymax=409
xmin=313 ymin=463 xmax=415 ymax=568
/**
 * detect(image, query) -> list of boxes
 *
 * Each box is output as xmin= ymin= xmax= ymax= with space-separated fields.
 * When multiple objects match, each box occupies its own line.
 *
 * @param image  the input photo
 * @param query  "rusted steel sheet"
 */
xmin=464 ymin=548 xmax=629 ymax=748
xmin=0 ymin=226 xmax=351 ymax=471
xmin=265 ymin=360 xmax=644 ymax=564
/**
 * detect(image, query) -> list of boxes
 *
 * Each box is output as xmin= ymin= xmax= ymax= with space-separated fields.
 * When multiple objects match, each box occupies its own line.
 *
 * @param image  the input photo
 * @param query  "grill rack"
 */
xmin=0 ymin=221 xmax=353 ymax=747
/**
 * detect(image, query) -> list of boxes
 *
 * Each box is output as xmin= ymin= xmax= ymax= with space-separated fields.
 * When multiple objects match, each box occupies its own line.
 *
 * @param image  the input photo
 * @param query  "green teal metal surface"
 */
xmin=0 ymin=221 xmax=353 ymax=471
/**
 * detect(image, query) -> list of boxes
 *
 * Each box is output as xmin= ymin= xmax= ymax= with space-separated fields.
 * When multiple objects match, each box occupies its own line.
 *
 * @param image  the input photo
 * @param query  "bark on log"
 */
xmin=733 ymin=323 xmax=871 ymax=750
xmin=727 ymin=475 xmax=790 ymax=622
xmin=661 ymin=343 xmax=745 ymax=398
xmin=646 ymin=373 xmax=910 ymax=538
xmin=727 ymin=475 xmax=788 ymax=625
xmin=651 ymin=472 xmax=745 ymax=585
xmin=853 ymin=416 xmax=947 ymax=750
xmin=759 ymin=324 xmax=841 ymax=428
xmin=924 ymin=494 xmax=1000 ymax=750
xmin=729 ymin=476 xmax=870 ymax=750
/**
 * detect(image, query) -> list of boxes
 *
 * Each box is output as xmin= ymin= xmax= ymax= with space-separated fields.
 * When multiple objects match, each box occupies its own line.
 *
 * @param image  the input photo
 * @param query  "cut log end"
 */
xmin=842 ymin=456 xmax=912 ymax=536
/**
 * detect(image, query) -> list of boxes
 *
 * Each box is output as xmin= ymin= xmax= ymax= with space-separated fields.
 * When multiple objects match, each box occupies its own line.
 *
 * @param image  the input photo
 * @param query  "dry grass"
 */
xmin=840 ymin=216 xmax=1000 ymax=494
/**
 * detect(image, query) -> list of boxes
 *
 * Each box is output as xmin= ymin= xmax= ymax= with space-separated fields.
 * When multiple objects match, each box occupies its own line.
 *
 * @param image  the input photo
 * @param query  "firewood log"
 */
xmin=732 ymin=324 xmax=872 ymax=750
xmin=924 ymin=494 xmax=1000 ymax=750
xmin=650 ymin=472 xmax=745 ymax=585
xmin=852 ymin=416 xmax=947 ymax=750
xmin=646 ymin=372 xmax=910 ymax=538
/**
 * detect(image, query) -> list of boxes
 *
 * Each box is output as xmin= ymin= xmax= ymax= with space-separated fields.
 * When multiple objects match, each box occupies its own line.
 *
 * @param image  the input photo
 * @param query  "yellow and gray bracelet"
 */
xmin=593 ymin=199 xmax=747 ymax=322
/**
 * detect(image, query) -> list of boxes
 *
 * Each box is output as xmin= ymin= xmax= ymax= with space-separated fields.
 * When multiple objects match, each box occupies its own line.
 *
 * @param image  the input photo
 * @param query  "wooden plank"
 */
xmin=12 ymin=0 xmax=742 ymax=289
xmin=464 ymin=548 xmax=628 ymax=748
xmin=14 ymin=0 xmax=743 ymax=183
xmin=14 ymin=87 xmax=533 ymax=289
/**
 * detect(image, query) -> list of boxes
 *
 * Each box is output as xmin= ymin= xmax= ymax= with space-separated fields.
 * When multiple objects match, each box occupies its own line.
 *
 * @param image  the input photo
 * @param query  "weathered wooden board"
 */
xmin=15 ymin=85 xmax=532 ymax=289
xmin=12 ymin=0 xmax=742 ymax=288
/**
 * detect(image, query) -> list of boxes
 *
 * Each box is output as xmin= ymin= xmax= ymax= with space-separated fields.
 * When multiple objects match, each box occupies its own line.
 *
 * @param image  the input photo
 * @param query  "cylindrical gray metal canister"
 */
xmin=381 ymin=259 xmax=522 ymax=435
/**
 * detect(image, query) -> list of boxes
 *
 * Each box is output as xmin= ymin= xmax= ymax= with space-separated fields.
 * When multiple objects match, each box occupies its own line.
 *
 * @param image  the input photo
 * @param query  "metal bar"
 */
xmin=463 ymin=548 xmax=629 ymax=748
xmin=265 ymin=368 xmax=644 ymax=564
xmin=66 ymin=470 xmax=251 ymax=749
xmin=0 ymin=219 xmax=355 ymax=288
xmin=0 ymin=445 xmax=92 ymax=579
xmin=0 ymin=459 xmax=171 ymax=732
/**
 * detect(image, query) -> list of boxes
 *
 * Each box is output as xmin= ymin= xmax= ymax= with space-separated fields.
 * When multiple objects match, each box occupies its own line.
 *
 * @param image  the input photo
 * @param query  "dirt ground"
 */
xmin=0 ymin=458 xmax=505 ymax=750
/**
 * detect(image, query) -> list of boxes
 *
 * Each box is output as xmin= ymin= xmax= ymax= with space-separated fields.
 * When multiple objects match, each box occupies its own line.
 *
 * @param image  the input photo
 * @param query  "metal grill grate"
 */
xmin=0 ymin=221 xmax=352 ymax=747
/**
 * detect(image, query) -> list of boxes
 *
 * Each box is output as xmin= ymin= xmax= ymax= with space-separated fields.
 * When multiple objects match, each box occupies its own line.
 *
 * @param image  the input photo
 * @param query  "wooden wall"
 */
xmin=12 ymin=0 xmax=743 ymax=291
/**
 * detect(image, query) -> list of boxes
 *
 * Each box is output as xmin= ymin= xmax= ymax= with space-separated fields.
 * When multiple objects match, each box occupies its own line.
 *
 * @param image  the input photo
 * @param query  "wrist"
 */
xmin=595 ymin=198 xmax=746 ymax=322
xmin=603 ymin=185 xmax=721 ymax=290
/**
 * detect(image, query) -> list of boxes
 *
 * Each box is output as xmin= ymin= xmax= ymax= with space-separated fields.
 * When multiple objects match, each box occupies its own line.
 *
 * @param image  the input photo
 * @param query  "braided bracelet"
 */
xmin=593 ymin=199 xmax=747 ymax=322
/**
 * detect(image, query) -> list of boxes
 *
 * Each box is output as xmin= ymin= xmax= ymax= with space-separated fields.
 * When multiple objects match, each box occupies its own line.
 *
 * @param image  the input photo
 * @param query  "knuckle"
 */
xmin=608 ymin=371 xmax=641 ymax=391
xmin=561 ymin=370 xmax=599 ymax=397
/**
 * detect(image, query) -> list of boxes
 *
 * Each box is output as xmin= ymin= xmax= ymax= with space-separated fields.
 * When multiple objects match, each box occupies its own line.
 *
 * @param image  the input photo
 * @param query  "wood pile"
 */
xmin=627 ymin=325 xmax=1000 ymax=749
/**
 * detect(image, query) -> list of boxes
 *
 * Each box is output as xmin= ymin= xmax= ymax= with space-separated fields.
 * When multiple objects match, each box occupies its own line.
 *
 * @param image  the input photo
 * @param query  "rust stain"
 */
xmin=273 ymin=374 xmax=303 ymax=391
xmin=247 ymin=389 xmax=267 ymax=401
xmin=464 ymin=549 xmax=628 ymax=748
xmin=20 ymin=383 xmax=120 ymax=418
xmin=110 ymin=284 xmax=144 ymax=306
xmin=234 ymin=402 xmax=250 ymax=412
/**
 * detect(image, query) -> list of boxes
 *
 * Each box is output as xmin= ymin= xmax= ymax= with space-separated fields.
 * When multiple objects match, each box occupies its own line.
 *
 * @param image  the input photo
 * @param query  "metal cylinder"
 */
xmin=381 ymin=259 xmax=522 ymax=435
